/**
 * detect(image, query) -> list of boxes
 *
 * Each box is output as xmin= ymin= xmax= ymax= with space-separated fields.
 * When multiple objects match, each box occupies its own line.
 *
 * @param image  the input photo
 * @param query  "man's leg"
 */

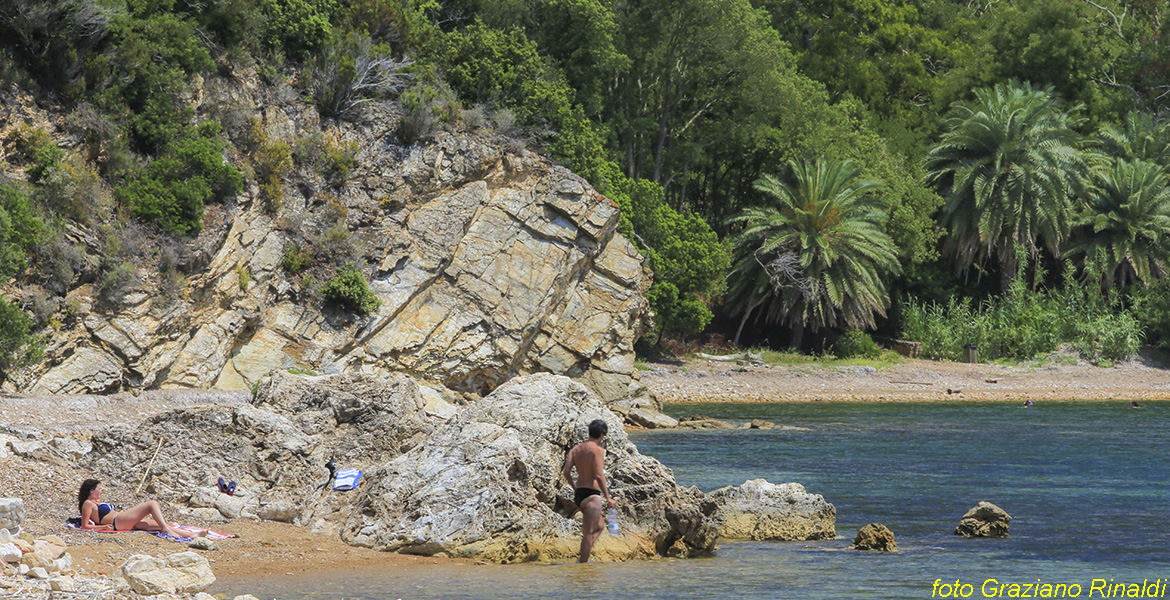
xmin=578 ymin=495 xmax=605 ymax=563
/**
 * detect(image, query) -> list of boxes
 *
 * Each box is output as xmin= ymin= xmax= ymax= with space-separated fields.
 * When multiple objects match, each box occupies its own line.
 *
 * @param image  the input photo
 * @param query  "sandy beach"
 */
xmin=641 ymin=351 xmax=1170 ymax=404
xmin=4 ymin=351 xmax=1170 ymax=589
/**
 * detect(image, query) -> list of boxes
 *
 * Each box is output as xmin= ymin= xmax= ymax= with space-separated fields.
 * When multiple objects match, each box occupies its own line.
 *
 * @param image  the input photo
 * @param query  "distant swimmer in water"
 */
xmin=1130 ymin=400 xmax=1140 ymax=408
xmin=1024 ymin=400 xmax=1033 ymax=407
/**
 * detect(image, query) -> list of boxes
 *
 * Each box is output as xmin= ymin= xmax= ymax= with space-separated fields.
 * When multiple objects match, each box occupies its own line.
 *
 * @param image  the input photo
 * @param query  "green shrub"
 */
xmin=259 ymin=0 xmax=338 ymax=59
xmin=282 ymin=245 xmax=313 ymax=274
xmin=249 ymin=120 xmax=293 ymax=214
xmin=833 ymin=330 xmax=882 ymax=359
xmin=115 ymin=123 xmax=242 ymax=234
xmin=321 ymin=265 xmax=380 ymax=313
xmin=98 ymin=260 xmax=138 ymax=305
xmin=322 ymin=137 xmax=359 ymax=187
xmin=236 ymin=265 xmax=251 ymax=291
xmin=6 ymin=126 xmax=62 ymax=182
xmin=0 ymin=297 xmax=44 ymax=384
xmin=900 ymin=267 xmax=1142 ymax=363
xmin=0 ymin=185 xmax=44 ymax=281
xmin=1130 ymin=279 xmax=1170 ymax=349
xmin=398 ymin=83 xmax=447 ymax=143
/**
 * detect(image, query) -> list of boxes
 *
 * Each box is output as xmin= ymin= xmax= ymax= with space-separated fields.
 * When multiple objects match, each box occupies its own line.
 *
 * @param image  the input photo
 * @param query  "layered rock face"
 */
xmin=5 ymin=78 xmax=654 ymax=412
xmin=708 ymin=479 xmax=836 ymax=541
xmin=83 ymin=371 xmax=718 ymax=562
xmin=341 ymin=373 xmax=720 ymax=562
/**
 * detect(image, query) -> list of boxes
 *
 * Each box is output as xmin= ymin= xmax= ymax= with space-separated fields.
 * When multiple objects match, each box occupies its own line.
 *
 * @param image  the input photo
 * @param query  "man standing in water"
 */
xmin=563 ymin=418 xmax=618 ymax=563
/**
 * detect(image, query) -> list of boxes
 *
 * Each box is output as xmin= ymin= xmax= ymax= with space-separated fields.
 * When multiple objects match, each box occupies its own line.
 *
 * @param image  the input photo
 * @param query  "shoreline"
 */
xmin=5 ymin=353 xmax=1170 ymax=589
xmin=641 ymin=354 xmax=1170 ymax=405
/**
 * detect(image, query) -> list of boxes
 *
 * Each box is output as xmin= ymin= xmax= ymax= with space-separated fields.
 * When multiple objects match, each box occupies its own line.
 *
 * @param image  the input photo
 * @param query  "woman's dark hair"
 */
xmin=78 ymin=479 xmax=100 ymax=516
xmin=588 ymin=419 xmax=608 ymax=439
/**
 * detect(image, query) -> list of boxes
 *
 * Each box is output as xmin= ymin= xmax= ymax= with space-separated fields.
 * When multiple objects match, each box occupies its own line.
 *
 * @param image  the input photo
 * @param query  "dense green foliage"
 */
xmin=115 ymin=123 xmax=243 ymax=234
xmin=4 ymin=0 xmax=1170 ymax=367
xmin=725 ymin=158 xmax=900 ymax=344
xmin=833 ymin=330 xmax=881 ymax=360
xmin=902 ymin=270 xmax=1141 ymax=364
xmin=321 ymin=265 xmax=381 ymax=313
xmin=926 ymin=82 xmax=1087 ymax=289
xmin=0 ymin=185 xmax=44 ymax=381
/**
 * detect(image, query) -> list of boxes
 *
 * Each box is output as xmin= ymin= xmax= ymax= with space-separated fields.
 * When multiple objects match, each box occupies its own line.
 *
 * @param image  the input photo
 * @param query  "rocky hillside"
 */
xmin=1 ymin=71 xmax=656 ymax=412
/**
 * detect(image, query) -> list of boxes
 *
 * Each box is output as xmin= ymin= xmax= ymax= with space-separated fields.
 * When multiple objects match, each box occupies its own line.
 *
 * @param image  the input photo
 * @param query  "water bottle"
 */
xmin=607 ymin=508 xmax=619 ymax=535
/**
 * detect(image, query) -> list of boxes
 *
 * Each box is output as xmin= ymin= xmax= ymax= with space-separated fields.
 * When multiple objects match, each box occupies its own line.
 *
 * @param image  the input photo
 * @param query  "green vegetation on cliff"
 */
xmin=2 ymin=0 xmax=1169 ymax=371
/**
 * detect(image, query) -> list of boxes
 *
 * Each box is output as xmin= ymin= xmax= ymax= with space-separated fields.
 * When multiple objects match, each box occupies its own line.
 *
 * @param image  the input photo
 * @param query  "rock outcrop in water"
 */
xmin=708 ymin=479 xmax=836 ymax=541
xmin=2 ymin=80 xmax=657 ymax=415
xmin=954 ymin=501 xmax=1011 ymax=538
xmin=83 ymin=371 xmax=719 ymax=562
xmin=852 ymin=523 xmax=897 ymax=551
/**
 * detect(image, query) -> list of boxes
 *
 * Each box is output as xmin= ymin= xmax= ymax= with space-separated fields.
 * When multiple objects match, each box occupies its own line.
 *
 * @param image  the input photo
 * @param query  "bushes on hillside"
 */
xmin=116 ymin=122 xmax=242 ymax=234
xmin=321 ymin=265 xmax=380 ymax=313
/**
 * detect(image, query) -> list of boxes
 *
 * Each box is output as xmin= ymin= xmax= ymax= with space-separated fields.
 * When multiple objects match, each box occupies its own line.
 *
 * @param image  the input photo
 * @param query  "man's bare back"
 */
xmin=562 ymin=419 xmax=617 ymax=562
xmin=566 ymin=440 xmax=605 ymax=492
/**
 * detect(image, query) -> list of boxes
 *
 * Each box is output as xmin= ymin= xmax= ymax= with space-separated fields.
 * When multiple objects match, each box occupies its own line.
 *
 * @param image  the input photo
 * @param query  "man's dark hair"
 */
xmin=588 ymin=419 xmax=608 ymax=439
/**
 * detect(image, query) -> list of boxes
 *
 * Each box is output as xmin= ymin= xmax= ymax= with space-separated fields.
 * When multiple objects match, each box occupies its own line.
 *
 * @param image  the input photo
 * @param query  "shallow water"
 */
xmin=211 ymin=400 xmax=1170 ymax=599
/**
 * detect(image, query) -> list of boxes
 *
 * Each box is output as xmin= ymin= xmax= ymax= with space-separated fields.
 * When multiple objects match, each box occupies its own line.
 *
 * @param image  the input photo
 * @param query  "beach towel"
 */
xmin=66 ymin=518 xmax=236 ymax=543
xmin=332 ymin=468 xmax=363 ymax=490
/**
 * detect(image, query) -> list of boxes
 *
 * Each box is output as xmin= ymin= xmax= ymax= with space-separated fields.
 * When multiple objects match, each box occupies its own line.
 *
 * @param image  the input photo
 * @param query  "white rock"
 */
xmin=27 ymin=566 xmax=49 ymax=580
xmin=53 ymin=553 xmax=72 ymax=573
xmin=0 ymin=543 xmax=20 ymax=564
xmin=49 ymin=576 xmax=74 ymax=592
xmin=0 ymin=499 xmax=23 ymax=533
xmin=709 ymin=479 xmax=837 ymax=541
xmin=114 ymin=551 xmax=216 ymax=595
xmin=232 ymin=595 xmax=262 ymax=600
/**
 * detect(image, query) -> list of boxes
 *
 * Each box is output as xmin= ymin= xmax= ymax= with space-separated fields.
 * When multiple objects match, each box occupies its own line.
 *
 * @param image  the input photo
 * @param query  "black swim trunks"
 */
xmin=574 ymin=487 xmax=602 ymax=505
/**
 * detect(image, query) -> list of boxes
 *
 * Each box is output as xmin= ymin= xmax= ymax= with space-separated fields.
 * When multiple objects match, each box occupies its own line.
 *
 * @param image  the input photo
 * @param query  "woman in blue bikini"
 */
xmin=77 ymin=479 xmax=206 ymax=538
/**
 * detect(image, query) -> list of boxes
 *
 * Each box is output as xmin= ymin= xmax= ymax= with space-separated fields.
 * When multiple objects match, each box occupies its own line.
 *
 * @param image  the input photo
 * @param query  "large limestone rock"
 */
xmin=708 ymin=479 xmax=836 ymax=541
xmin=341 ymin=373 xmax=720 ymax=562
xmin=84 ymin=371 xmax=437 ymax=529
xmin=955 ymin=501 xmax=1011 ymax=538
xmin=853 ymin=523 xmax=897 ymax=551
xmin=114 ymin=552 xmax=215 ymax=595
xmin=10 ymin=82 xmax=654 ymax=411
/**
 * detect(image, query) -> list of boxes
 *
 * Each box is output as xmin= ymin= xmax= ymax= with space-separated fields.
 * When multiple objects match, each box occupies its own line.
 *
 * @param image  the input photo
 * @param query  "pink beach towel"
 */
xmin=66 ymin=519 xmax=236 ymax=542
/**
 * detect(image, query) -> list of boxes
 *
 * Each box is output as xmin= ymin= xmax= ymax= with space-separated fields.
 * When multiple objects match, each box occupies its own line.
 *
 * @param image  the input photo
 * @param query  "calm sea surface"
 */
xmin=212 ymin=400 xmax=1170 ymax=599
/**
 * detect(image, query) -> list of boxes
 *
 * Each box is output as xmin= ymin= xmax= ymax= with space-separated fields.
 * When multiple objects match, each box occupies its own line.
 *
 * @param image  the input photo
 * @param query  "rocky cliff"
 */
xmin=1 ymin=73 xmax=655 ymax=412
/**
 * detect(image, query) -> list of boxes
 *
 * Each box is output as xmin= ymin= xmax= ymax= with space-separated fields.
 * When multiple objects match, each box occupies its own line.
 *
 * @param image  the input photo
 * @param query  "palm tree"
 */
xmin=925 ymin=81 xmax=1087 ymax=290
xmin=724 ymin=157 xmax=901 ymax=346
xmin=1066 ymin=159 xmax=1170 ymax=289
xmin=1095 ymin=111 xmax=1170 ymax=166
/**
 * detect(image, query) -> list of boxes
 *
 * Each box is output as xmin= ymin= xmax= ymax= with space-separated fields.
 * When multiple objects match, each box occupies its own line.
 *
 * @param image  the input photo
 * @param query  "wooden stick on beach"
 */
xmin=136 ymin=437 xmax=164 ymax=495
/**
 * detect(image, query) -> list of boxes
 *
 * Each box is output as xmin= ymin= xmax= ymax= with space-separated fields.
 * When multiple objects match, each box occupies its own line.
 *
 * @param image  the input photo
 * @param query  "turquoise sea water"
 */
xmin=211 ymin=401 xmax=1170 ymax=599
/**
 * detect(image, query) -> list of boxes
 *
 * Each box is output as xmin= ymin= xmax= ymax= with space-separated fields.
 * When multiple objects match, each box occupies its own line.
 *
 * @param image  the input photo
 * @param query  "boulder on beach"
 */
xmin=342 ymin=373 xmax=720 ymax=562
xmin=955 ymin=501 xmax=1011 ymax=538
xmin=853 ymin=523 xmax=897 ymax=551
xmin=114 ymin=551 xmax=215 ymax=595
xmin=708 ymin=479 xmax=836 ymax=541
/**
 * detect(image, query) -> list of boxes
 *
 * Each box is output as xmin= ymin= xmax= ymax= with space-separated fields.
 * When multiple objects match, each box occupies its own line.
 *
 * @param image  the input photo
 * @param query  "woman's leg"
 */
xmin=113 ymin=500 xmax=198 ymax=537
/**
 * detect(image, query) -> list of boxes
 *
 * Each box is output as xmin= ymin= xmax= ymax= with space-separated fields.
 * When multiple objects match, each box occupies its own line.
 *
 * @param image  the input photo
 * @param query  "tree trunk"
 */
xmin=734 ymin=295 xmax=769 ymax=346
xmin=789 ymin=321 xmax=804 ymax=351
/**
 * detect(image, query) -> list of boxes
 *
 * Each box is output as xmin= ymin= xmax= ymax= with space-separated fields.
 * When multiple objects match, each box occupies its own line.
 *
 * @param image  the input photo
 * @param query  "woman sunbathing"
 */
xmin=77 ymin=479 xmax=206 ymax=538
